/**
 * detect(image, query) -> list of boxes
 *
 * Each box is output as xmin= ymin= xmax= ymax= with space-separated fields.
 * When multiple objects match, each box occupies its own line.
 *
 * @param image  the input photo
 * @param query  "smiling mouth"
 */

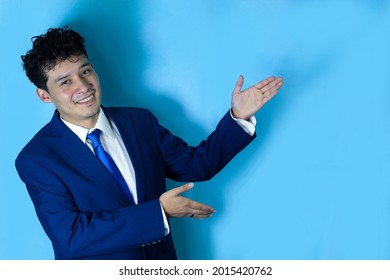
xmin=76 ymin=94 xmax=95 ymax=104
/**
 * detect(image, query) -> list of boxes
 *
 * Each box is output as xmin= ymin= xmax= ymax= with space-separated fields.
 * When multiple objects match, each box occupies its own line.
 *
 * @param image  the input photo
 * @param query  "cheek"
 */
xmin=51 ymin=90 xmax=74 ymax=105
xmin=90 ymin=76 xmax=100 ymax=88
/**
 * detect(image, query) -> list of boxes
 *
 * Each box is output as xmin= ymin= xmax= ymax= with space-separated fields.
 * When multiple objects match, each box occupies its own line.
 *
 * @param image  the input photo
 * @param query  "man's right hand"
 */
xmin=159 ymin=183 xmax=216 ymax=219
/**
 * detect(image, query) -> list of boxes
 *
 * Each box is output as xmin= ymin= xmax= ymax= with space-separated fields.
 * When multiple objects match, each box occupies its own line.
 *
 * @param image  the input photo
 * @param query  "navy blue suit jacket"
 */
xmin=15 ymin=106 xmax=255 ymax=259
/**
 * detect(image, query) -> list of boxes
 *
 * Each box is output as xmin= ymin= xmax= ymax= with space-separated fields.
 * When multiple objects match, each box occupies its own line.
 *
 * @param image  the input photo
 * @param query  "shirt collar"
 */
xmin=61 ymin=108 xmax=116 ymax=143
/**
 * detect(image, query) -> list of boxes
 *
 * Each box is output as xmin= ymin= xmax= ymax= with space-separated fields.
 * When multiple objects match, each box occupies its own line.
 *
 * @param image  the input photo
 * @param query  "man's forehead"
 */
xmin=48 ymin=55 xmax=89 ymax=73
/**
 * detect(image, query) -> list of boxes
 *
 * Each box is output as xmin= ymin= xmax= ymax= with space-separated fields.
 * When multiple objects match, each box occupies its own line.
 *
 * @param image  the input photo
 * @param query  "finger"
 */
xmin=187 ymin=200 xmax=215 ymax=215
xmin=254 ymin=76 xmax=276 ymax=90
xmin=257 ymin=77 xmax=283 ymax=96
xmin=190 ymin=212 xmax=214 ymax=219
xmin=188 ymin=208 xmax=216 ymax=219
xmin=261 ymin=90 xmax=277 ymax=104
xmin=233 ymin=75 xmax=244 ymax=94
xmin=256 ymin=85 xmax=280 ymax=105
xmin=188 ymin=200 xmax=215 ymax=212
xmin=255 ymin=79 xmax=283 ymax=105
xmin=169 ymin=182 xmax=194 ymax=196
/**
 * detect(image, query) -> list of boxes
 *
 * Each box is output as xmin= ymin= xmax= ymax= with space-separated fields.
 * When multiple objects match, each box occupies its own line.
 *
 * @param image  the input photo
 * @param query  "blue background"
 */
xmin=1 ymin=0 xmax=389 ymax=259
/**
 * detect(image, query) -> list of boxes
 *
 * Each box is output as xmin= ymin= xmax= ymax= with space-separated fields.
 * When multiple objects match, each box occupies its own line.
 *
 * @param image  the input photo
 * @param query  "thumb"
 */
xmin=170 ymin=182 xmax=194 ymax=196
xmin=233 ymin=75 xmax=244 ymax=95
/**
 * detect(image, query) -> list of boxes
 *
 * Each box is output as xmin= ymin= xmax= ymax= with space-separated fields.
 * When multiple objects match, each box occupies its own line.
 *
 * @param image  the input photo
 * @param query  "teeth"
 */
xmin=77 ymin=95 xmax=94 ymax=104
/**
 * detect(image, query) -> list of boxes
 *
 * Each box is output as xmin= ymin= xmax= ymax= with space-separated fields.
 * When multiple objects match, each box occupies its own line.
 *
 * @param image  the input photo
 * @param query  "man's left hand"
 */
xmin=231 ymin=75 xmax=283 ymax=120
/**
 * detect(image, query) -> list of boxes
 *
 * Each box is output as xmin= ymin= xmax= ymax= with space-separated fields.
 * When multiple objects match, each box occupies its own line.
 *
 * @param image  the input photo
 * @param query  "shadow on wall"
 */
xmin=60 ymin=1 xmax=283 ymax=259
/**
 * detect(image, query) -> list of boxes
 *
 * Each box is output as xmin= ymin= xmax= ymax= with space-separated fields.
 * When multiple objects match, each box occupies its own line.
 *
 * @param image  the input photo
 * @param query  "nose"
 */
xmin=75 ymin=76 xmax=91 ymax=94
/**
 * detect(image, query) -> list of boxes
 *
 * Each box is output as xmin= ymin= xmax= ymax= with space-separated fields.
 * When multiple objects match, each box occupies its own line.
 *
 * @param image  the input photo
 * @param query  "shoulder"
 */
xmin=15 ymin=122 xmax=56 ymax=172
xmin=16 ymin=110 xmax=76 ymax=161
xmin=103 ymin=106 xmax=151 ymax=116
xmin=103 ymin=106 xmax=158 ymax=123
xmin=18 ymin=120 xmax=55 ymax=151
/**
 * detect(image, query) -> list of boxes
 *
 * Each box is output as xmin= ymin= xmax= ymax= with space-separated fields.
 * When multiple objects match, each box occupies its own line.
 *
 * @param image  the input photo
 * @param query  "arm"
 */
xmin=153 ymin=76 xmax=283 ymax=182
xmin=16 ymin=155 xmax=166 ymax=259
xmin=154 ymin=109 xmax=256 ymax=182
xmin=156 ymin=75 xmax=283 ymax=218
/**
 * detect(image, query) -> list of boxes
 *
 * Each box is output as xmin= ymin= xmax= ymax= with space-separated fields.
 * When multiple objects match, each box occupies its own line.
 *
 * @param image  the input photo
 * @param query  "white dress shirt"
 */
xmin=61 ymin=108 xmax=256 ymax=236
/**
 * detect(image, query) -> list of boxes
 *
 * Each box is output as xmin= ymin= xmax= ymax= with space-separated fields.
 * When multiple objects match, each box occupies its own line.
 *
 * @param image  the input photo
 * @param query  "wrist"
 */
xmin=231 ymin=108 xmax=250 ymax=121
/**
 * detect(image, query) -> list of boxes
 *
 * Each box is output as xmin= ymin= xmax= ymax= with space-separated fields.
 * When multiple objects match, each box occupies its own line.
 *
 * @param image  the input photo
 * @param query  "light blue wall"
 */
xmin=1 ymin=0 xmax=389 ymax=259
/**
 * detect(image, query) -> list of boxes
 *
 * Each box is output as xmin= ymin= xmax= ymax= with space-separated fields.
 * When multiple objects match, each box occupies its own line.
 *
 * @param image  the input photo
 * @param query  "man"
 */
xmin=15 ymin=26 xmax=283 ymax=260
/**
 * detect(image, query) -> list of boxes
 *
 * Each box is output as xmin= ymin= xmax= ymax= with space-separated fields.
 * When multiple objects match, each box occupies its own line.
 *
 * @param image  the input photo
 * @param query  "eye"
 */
xmin=61 ymin=80 xmax=71 ymax=86
xmin=82 ymin=68 xmax=92 ymax=76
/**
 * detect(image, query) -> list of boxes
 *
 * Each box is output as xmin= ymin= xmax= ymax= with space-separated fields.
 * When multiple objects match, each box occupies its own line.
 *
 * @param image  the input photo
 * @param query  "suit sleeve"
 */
xmin=152 ymin=110 xmax=256 ymax=181
xmin=15 ymin=155 xmax=166 ymax=259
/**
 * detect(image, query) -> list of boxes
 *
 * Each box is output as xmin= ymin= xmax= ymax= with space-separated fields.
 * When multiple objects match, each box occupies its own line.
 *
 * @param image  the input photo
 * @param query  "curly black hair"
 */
xmin=21 ymin=26 xmax=88 ymax=90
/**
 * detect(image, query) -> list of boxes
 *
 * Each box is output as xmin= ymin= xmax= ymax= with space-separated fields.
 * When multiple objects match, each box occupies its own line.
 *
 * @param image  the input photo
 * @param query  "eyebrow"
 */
xmin=54 ymin=62 xmax=92 ymax=84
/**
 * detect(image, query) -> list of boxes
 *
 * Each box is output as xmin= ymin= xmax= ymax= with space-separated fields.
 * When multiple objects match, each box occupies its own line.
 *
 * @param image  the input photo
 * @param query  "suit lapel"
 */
xmin=104 ymin=108 xmax=146 ymax=203
xmin=49 ymin=111 xmax=130 ymax=206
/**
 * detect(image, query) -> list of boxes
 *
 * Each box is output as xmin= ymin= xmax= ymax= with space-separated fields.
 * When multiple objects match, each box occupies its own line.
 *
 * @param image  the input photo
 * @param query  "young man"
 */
xmin=16 ymin=26 xmax=283 ymax=259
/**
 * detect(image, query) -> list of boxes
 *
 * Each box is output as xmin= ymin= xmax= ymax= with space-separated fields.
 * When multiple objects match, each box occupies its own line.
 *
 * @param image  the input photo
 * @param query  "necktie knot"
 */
xmin=87 ymin=129 xmax=102 ymax=149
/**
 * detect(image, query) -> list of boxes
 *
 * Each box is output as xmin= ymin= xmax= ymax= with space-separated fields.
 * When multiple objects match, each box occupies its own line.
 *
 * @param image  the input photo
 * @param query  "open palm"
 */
xmin=231 ymin=75 xmax=283 ymax=120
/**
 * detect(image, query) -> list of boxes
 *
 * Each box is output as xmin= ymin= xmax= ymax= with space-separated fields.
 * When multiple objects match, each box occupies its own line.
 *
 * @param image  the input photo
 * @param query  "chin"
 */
xmin=88 ymin=107 xmax=101 ymax=117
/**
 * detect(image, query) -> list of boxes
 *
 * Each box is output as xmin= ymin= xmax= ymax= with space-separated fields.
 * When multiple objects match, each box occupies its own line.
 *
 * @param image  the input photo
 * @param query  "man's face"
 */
xmin=37 ymin=55 xmax=102 ymax=128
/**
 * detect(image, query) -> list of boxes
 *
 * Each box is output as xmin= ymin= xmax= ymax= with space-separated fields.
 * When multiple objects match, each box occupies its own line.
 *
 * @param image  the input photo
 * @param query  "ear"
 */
xmin=36 ymin=88 xmax=52 ymax=103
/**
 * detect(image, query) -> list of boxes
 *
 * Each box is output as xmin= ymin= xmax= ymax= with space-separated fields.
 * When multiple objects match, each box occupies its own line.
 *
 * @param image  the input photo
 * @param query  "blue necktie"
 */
xmin=87 ymin=129 xmax=135 ymax=205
